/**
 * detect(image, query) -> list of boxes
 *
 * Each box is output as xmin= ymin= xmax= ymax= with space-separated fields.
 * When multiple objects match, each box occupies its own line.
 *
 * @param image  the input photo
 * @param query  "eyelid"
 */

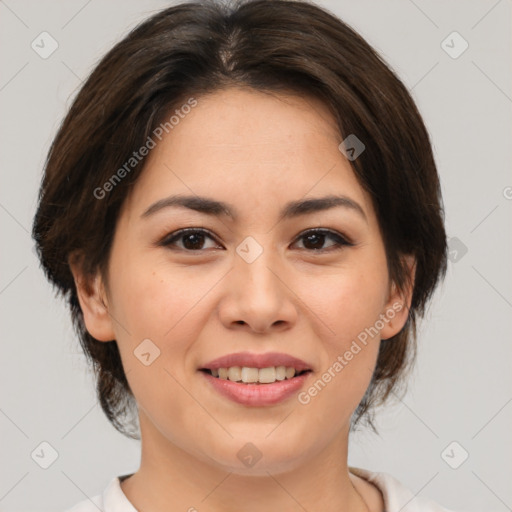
xmin=158 ymin=227 xmax=222 ymax=248
xmin=158 ymin=227 xmax=355 ymax=252
xmin=292 ymin=228 xmax=354 ymax=247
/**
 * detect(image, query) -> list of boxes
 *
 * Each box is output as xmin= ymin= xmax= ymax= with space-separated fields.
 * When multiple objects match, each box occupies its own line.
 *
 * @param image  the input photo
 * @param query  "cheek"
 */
xmin=294 ymin=274 xmax=383 ymax=429
xmin=332 ymin=279 xmax=385 ymax=341
xmin=292 ymin=258 xmax=387 ymax=408
xmin=105 ymin=262 xmax=207 ymax=423
xmin=299 ymin=263 xmax=388 ymax=347
xmin=107 ymin=246 xmax=205 ymax=337
xmin=106 ymin=255 xmax=224 ymax=383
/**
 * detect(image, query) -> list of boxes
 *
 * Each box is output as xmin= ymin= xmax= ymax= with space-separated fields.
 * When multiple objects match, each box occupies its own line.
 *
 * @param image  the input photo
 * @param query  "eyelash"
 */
xmin=158 ymin=228 xmax=354 ymax=253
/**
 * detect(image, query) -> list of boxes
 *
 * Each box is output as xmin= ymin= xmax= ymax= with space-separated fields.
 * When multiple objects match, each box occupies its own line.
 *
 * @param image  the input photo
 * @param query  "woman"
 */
xmin=32 ymin=0 xmax=455 ymax=510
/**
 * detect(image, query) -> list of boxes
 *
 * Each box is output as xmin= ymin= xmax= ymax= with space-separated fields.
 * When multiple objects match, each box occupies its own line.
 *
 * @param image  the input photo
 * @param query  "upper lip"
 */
xmin=200 ymin=352 xmax=312 ymax=373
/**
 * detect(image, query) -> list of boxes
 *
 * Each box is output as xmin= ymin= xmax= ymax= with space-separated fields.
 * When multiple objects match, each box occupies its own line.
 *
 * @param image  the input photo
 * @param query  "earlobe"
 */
xmin=380 ymin=254 xmax=416 ymax=341
xmin=68 ymin=254 xmax=116 ymax=342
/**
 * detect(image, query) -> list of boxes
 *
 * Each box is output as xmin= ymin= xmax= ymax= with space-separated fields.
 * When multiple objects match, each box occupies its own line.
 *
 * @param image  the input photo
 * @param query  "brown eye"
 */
xmin=160 ymin=229 xmax=221 ymax=251
xmin=159 ymin=228 xmax=353 ymax=253
xmin=293 ymin=229 xmax=353 ymax=252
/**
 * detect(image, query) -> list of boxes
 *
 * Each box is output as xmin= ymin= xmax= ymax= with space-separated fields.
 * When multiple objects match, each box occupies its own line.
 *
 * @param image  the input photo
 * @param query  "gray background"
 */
xmin=1 ymin=1 xmax=511 ymax=511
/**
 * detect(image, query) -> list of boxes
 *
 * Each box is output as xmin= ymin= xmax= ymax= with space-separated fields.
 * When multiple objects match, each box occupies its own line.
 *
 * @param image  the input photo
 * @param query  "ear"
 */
xmin=68 ymin=252 xmax=116 ymax=342
xmin=380 ymin=254 xmax=416 ymax=341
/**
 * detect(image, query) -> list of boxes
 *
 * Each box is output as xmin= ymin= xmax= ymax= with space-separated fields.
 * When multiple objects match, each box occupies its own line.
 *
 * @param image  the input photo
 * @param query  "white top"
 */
xmin=64 ymin=467 xmax=459 ymax=512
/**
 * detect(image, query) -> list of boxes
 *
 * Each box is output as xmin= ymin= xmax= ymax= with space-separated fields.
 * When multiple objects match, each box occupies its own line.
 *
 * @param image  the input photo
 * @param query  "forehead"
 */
xmin=122 ymin=87 xmax=375 ymax=224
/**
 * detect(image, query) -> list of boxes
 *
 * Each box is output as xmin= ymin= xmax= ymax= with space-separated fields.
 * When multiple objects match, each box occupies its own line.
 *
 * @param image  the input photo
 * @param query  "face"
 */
xmin=74 ymin=87 xmax=412 ymax=476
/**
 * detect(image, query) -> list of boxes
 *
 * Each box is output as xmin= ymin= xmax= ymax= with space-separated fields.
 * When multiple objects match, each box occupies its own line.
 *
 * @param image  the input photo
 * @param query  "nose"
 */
xmin=218 ymin=244 xmax=298 ymax=335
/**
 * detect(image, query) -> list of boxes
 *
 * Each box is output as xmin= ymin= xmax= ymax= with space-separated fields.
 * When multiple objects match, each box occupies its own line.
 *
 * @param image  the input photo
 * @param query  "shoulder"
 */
xmin=63 ymin=493 xmax=103 ymax=512
xmin=349 ymin=466 xmax=464 ymax=512
xmin=63 ymin=476 xmax=137 ymax=512
xmin=64 ymin=469 xmax=464 ymax=512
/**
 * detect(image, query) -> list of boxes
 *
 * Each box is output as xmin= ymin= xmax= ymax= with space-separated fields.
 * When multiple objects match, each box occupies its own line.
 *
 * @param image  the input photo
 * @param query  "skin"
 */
xmin=71 ymin=87 xmax=415 ymax=512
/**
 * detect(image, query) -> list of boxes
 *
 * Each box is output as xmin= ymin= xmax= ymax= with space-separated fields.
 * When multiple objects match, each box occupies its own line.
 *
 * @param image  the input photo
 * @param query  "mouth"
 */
xmin=198 ymin=352 xmax=314 ymax=405
xmin=199 ymin=366 xmax=312 ymax=385
xmin=199 ymin=367 xmax=313 ymax=406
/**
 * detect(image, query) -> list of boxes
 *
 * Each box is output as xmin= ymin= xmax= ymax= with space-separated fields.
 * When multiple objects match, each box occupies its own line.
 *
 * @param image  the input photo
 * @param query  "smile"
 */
xmin=200 ymin=368 xmax=312 ymax=406
xmin=201 ymin=366 xmax=311 ymax=384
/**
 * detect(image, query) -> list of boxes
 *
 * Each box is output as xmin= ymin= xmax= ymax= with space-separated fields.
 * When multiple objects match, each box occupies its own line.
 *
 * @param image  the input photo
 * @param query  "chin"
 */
xmin=197 ymin=435 xmax=314 ymax=476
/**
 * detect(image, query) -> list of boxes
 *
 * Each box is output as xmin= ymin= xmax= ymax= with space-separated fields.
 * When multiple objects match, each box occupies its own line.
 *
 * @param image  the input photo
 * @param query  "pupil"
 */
xmin=184 ymin=233 xmax=204 ymax=250
xmin=304 ymin=233 xmax=324 ymax=250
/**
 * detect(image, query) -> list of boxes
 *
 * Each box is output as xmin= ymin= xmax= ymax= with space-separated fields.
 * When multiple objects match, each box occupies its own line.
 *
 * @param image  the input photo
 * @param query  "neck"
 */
xmin=121 ymin=412 xmax=371 ymax=512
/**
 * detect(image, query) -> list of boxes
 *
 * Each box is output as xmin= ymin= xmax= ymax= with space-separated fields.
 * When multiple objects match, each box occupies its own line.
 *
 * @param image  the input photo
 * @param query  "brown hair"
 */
xmin=32 ymin=0 xmax=447 ymax=439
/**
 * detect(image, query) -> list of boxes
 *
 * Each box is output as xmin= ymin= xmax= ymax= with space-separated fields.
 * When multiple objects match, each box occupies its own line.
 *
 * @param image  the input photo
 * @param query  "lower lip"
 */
xmin=200 ymin=371 xmax=311 ymax=406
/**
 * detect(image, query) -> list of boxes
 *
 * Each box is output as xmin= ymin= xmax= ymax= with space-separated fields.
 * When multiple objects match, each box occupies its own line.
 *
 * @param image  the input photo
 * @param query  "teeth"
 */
xmin=258 ymin=367 xmax=276 ymax=383
xmin=209 ymin=366 xmax=301 ymax=384
xmin=241 ymin=367 xmax=259 ymax=383
xmin=275 ymin=366 xmax=286 ymax=381
xmin=227 ymin=366 xmax=241 ymax=381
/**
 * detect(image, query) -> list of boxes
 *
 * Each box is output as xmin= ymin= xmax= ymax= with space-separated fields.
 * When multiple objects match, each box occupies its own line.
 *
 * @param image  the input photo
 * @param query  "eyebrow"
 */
xmin=141 ymin=194 xmax=367 ymax=223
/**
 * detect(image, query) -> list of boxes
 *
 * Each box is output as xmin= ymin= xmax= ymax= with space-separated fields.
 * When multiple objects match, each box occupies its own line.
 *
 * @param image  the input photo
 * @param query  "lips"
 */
xmin=200 ymin=351 xmax=313 ymax=373
xmin=198 ymin=352 xmax=313 ymax=406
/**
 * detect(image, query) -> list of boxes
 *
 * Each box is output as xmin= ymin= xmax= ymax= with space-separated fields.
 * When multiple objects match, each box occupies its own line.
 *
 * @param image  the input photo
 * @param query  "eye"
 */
xmin=159 ymin=228 xmax=221 ymax=251
xmin=292 ymin=229 xmax=353 ymax=252
xmin=159 ymin=227 xmax=354 ymax=253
